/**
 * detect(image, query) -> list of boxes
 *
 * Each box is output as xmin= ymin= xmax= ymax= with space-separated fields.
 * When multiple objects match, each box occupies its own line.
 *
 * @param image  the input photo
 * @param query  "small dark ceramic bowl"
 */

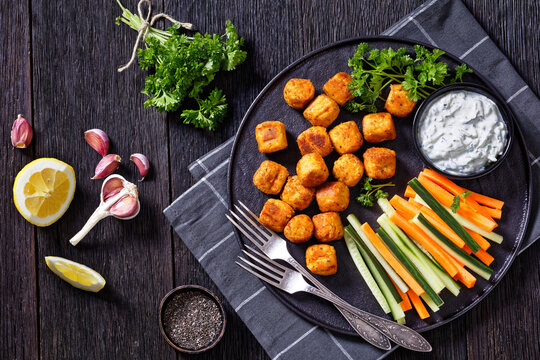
xmin=158 ymin=285 xmax=226 ymax=354
xmin=412 ymin=82 xmax=514 ymax=180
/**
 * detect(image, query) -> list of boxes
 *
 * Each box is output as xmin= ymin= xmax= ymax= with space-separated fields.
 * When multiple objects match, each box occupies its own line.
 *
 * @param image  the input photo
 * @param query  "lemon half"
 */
xmin=13 ymin=158 xmax=76 ymax=226
xmin=45 ymin=256 xmax=106 ymax=292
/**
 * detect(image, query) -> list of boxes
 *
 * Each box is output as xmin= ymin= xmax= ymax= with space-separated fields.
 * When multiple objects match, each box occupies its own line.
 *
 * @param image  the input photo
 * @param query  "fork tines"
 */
xmin=236 ymin=247 xmax=287 ymax=287
xmin=225 ymin=201 xmax=273 ymax=251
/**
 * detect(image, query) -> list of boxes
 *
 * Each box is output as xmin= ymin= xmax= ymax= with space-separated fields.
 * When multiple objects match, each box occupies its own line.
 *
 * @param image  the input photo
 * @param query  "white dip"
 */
xmin=418 ymin=90 xmax=508 ymax=175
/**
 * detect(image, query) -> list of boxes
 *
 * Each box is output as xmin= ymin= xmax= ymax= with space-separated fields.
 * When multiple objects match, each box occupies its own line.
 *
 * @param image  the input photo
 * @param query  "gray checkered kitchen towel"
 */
xmin=164 ymin=0 xmax=540 ymax=359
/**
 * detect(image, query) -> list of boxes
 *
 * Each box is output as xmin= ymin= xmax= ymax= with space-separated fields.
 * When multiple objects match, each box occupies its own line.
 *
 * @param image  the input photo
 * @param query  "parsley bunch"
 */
xmin=345 ymin=43 xmax=472 ymax=113
xmin=116 ymin=1 xmax=246 ymax=130
xmin=356 ymin=177 xmax=395 ymax=207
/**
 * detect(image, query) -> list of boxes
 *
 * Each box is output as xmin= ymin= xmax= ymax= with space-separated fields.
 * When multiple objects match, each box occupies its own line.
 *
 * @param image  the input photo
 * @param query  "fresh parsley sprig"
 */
xmin=346 ymin=43 xmax=472 ymax=113
xmin=116 ymin=1 xmax=247 ymax=130
xmin=450 ymin=191 xmax=472 ymax=213
xmin=356 ymin=177 xmax=395 ymax=207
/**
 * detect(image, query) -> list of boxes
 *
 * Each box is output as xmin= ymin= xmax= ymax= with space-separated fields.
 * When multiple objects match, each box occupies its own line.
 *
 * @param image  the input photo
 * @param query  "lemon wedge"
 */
xmin=13 ymin=158 xmax=76 ymax=226
xmin=45 ymin=256 xmax=106 ymax=292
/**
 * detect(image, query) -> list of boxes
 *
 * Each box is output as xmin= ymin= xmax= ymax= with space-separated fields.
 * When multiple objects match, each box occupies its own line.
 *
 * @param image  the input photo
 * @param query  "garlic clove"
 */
xmin=92 ymin=154 xmax=121 ymax=179
xmin=69 ymin=175 xmax=139 ymax=246
xmin=101 ymin=175 xmax=125 ymax=201
xmin=129 ymin=153 xmax=150 ymax=181
xmin=84 ymin=129 xmax=109 ymax=157
xmin=11 ymin=114 xmax=33 ymax=149
xmin=109 ymin=195 xmax=140 ymax=219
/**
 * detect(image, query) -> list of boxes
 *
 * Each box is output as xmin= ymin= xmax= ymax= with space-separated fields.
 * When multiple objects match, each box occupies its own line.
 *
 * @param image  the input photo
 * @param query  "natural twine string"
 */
xmin=118 ymin=0 xmax=193 ymax=72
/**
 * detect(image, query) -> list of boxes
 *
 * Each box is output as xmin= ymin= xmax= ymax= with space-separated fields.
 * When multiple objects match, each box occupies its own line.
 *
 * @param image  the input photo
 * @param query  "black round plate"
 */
xmin=227 ymin=36 xmax=532 ymax=336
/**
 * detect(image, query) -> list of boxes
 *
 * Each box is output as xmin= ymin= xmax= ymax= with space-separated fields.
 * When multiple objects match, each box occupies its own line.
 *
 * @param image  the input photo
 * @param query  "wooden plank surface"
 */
xmin=29 ymin=0 xmax=174 ymax=358
xmin=0 ymin=0 xmax=38 ymax=358
xmin=0 ymin=0 xmax=538 ymax=359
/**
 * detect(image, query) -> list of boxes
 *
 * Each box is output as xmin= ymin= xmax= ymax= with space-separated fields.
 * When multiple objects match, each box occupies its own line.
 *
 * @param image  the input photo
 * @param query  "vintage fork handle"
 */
xmin=335 ymin=307 xmax=391 ymax=350
xmin=284 ymin=257 xmax=390 ymax=350
xmin=307 ymin=286 xmax=432 ymax=352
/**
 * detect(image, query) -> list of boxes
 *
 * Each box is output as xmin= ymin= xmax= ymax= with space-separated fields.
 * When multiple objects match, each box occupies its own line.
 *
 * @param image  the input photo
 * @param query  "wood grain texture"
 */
xmin=0 ymin=0 xmax=38 ymax=358
xmin=0 ymin=0 xmax=538 ymax=359
xmin=30 ymin=0 xmax=174 ymax=358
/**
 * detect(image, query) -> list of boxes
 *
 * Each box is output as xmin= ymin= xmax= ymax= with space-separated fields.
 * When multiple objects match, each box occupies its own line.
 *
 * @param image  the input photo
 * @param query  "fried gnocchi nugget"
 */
xmin=362 ymin=112 xmax=396 ymax=143
xmin=323 ymin=72 xmax=354 ymax=106
xmin=384 ymin=84 xmax=417 ymax=118
xmin=259 ymin=199 xmax=295 ymax=233
xmin=316 ymin=181 xmax=350 ymax=212
xmin=328 ymin=121 xmax=363 ymax=155
xmin=363 ymin=147 xmax=396 ymax=179
xmin=252 ymin=160 xmax=289 ymax=194
xmin=255 ymin=121 xmax=288 ymax=153
xmin=280 ymin=176 xmax=315 ymax=211
xmin=296 ymin=153 xmax=329 ymax=187
xmin=332 ymin=154 xmax=364 ymax=187
xmin=303 ymin=94 xmax=340 ymax=128
xmin=312 ymin=212 xmax=344 ymax=242
xmin=297 ymin=126 xmax=333 ymax=157
xmin=283 ymin=78 xmax=315 ymax=109
xmin=305 ymin=244 xmax=337 ymax=276
xmin=284 ymin=214 xmax=314 ymax=243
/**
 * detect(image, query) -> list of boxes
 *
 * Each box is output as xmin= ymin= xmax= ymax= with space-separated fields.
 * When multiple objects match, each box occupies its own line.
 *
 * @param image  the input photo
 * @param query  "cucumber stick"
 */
xmin=344 ymin=228 xmax=390 ymax=314
xmin=345 ymin=226 xmax=405 ymax=323
xmin=345 ymin=225 xmax=401 ymax=304
xmin=377 ymin=215 xmax=444 ymax=294
xmin=347 ymin=214 xmax=409 ymax=294
xmin=377 ymin=228 xmax=444 ymax=307
xmin=413 ymin=214 xmax=493 ymax=280
xmin=408 ymin=178 xmax=481 ymax=252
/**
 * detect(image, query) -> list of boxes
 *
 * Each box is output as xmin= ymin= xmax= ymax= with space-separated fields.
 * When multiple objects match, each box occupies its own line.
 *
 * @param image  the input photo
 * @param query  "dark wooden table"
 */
xmin=1 ymin=0 xmax=539 ymax=359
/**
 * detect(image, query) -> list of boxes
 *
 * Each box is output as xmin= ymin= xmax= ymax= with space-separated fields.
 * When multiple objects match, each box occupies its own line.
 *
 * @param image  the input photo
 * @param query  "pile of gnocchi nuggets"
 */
xmin=252 ymin=73 xmax=416 ymax=276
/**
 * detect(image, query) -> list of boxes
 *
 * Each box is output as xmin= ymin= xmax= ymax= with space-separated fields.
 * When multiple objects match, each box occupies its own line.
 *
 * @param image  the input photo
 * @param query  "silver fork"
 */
xmin=226 ymin=204 xmax=390 ymax=350
xmin=227 ymin=201 xmax=432 ymax=352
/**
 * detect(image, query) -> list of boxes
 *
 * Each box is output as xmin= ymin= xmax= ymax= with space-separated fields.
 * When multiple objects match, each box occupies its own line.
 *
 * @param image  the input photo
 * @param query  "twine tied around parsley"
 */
xmin=117 ymin=0 xmax=193 ymax=72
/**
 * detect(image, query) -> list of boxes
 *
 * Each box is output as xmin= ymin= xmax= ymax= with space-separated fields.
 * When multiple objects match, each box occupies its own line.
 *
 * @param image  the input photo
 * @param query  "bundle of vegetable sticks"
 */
xmin=344 ymin=169 xmax=504 ymax=324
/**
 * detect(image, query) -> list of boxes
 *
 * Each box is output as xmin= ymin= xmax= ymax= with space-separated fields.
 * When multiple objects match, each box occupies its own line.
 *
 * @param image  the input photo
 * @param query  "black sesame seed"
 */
xmin=162 ymin=291 xmax=223 ymax=350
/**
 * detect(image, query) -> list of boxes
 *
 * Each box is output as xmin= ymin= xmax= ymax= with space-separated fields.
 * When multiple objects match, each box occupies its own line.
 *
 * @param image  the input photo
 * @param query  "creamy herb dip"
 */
xmin=417 ymin=90 xmax=508 ymax=175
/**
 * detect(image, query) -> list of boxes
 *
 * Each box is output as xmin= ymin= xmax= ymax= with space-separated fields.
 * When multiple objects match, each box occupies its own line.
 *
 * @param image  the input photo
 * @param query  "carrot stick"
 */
xmin=420 ymin=169 xmax=493 ymax=218
xmin=470 ymin=247 xmax=495 ymax=266
xmin=466 ymin=229 xmax=490 ymax=251
xmin=482 ymin=206 xmax=502 ymax=220
xmin=361 ymin=223 xmax=425 ymax=296
xmin=458 ymin=206 xmax=498 ymax=232
xmin=389 ymin=213 xmax=458 ymax=277
xmin=404 ymin=185 xmax=416 ymax=198
xmin=407 ymin=290 xmax=429 ymax=319
xmin=468 ymin=192 xmax=504 ymax=210
xmin=463 ymin=245 xmax=472 ymax=254
xmin=390 ymin=195 xmax=420 ymax=220
xmin=418 ymin=174 xmax=498 ymax=232
xmin=446 ymin=254 xmax=476 ymax=288
xmin=392 ymin=280 xmax=412 ymax=311
xmin=408 ymin=197 xmax=422 ymax=207
xmin=454 ymin=267 xmax=477 ymax=288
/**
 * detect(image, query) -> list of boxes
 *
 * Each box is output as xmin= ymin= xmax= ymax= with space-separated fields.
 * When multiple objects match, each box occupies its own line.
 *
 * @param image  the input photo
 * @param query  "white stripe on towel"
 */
xmin=411 ymin=17 xmax=438 ymax=47
xmin=199 ymin=232 xmax=235 ymax=262
xmin=272 ymin=326 xmax=319 ymax=360
xmin=234 ymin=286 xmax=266 ymax=312
xmin=506 ymin=85 xmax=528 ymax=103
xmin=459 ymin=36 xmax=489 ymax=59
xmin=325 ymin=329 xmax=354 ymax=360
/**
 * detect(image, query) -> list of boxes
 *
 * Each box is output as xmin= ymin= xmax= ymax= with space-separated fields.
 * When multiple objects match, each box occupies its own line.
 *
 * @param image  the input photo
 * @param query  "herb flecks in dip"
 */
xmin=418 ymin=90 xmax=508 ymax=176
xmin=162 ymin=291 xmax=223 ymax=350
